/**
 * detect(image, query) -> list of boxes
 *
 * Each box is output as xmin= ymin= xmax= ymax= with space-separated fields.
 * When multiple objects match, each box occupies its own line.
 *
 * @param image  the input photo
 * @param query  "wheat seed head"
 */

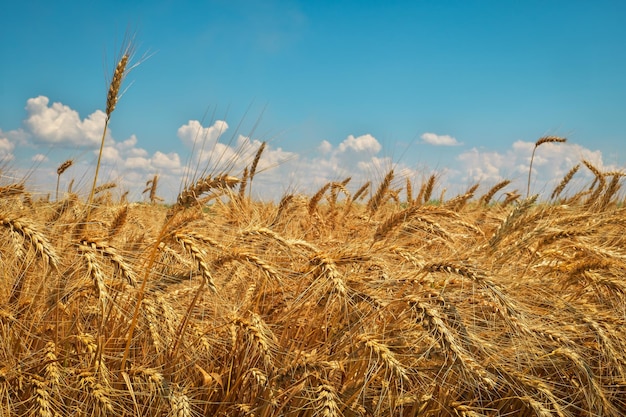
xmin=535 ymin=136 xmax=567 ymax=147
xmin=56 ymin=159 xmax=73 ymax=176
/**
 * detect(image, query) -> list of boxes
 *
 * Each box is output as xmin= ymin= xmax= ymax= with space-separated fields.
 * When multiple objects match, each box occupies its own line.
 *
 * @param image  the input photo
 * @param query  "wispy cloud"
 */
xmin=421 ymin=132 xmax=461 ymax=146
xmin=0 ymin=137 xmax=15 ymax=161
xmin=31 ymin=154 xmax=48 ymax=162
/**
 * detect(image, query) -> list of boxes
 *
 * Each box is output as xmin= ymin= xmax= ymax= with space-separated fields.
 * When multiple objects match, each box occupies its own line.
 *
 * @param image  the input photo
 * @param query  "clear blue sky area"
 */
xmin=1 ymin=1 xmax=625 ymax=200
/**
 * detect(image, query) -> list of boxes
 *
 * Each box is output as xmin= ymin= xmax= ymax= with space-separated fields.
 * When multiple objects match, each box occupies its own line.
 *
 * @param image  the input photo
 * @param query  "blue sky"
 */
xmin=1 ymin=1 xmax=625 ymax=201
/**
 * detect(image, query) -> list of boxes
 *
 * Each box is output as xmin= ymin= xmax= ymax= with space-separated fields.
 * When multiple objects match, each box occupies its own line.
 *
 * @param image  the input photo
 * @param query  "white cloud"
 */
xmin=0 ymin=137 xmax=15 ymax=161
xmin=152 ymin=151 xmax=181 ymax=171
xmin=337 ymin=134 xmax=382 ymax=153
xmin=456 ymin=148 xmax=508 ymax=183
xmin=177 ymin=120 xmax=229 ymax=149
xmin=454 ymin=141 xmax=615 ymax=196
xmin=6 ymin=95 xmax=621 ymax=203
xmin=101 ymin=146 xmax=121 ymax=163
xmin=318 ymin=140 xmax=332 ymax=154
xmin=117 ymin=134 xmax=138 ymax=150
xmin=24 ymin=96 xmax=109 ymax=147
xmin=31 ymin=154 xmax=48 ymax=162
xmin=421 ymin=132 xmax=461 ymax=146
xmin=125 ymin=156 xmax=151 ymax=170
xmin=127 ymin=147 xmax=148 ymax=157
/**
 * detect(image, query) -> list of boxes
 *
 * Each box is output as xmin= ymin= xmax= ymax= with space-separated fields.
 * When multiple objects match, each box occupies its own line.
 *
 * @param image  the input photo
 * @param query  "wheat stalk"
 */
xmin=367 ymin=170 xmax=394 ymax=215
xmin=80 ymin=239 xmax=137 ymax=286
xmin=107 ymin=205 xmax=128 ymax=240
xmin=174 ymin=232 xmax=217 ymax=292
xmin=406 ymin=296 xmax=497 ymax=389
xmin=87 ymin=52 xmax=130 ymax=216
xmin=527 ymin=136 xmax=567 ymax=197
xmin=55 ymin=159 xmax=73 ymax=200
xmin=356 ymin=334 xmax=410 ymax=383
xmin=77 ymin=370 xmax=114 ymax=414
xmin=550 ymin=163 xmax=580 ymax=200
xmin=0 ymin=183 xmax=24 ymax=198
xmin=0 ymin=215 xmax=59 ymax=270
xmin=312 ymin=383 xmax=341 ymax=417
xmin=248 ymin=141 xmax=266 ymax=188
xmin=445 ymin=183 xmax=479 ymax=211
xmin=169 ymin=385 xmax=191 ymax=417
xmin=480 ymin=180 xmax=510 ymax=205
xmin=31 ymin=376 xmax=54 ymax=417
xmin=373 ymin=205 xmax=419 ymax=242
xmin=176 ymin=174 xmax=240 ymax=208
xmin=419 ymin=174 xmax=436 ymax=204
xmin=308 ymin=183 xmax=331 ymax=215
xmin=143 ymin=174 xmax=162 ymax=203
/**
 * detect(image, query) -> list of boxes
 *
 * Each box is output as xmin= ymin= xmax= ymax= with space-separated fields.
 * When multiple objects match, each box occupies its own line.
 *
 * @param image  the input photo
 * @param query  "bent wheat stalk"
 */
xmin=527 ymin=136 xmax=566 ymax=197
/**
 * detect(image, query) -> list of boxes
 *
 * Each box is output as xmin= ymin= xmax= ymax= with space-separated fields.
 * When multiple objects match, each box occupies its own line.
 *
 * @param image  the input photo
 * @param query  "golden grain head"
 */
xmin=56 ymin=159 xmax=74 ymax=176
xmin=535 ymin=136 xmax=567 ymax=146
xmin=106 ymin=54 xmax=129 ymax=116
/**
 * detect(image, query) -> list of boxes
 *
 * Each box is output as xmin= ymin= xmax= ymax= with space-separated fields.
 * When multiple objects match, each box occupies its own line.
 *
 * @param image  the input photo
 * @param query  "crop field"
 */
xmin=1 ymin=51 xmax=625 ymax=417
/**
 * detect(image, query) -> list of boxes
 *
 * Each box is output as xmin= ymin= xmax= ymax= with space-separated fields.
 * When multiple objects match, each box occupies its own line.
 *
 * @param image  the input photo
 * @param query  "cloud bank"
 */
xmin=0 ymin=96 xmax=620 ymax=202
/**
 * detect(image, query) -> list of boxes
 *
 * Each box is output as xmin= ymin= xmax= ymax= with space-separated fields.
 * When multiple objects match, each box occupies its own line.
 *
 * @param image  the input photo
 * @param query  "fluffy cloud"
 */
xmin=177 ymin=119 xmax=229 ymax=149
xmin=101 ymin=146 xmax=121 ymax=163
xmin=421 ymin=132 xmax=461 ymax=146
xmin=337 ymin=134 xmax=382 ymax=153
xmin=0 ymin=137 xmax=15 ymax=161
xmin=124 ymin=156 xmax=151 ymax=170
xmin=4 ymin=96 xmax=620 ymax=203
xmin=24 ymin=96 xmax=109 ymax=147
xmin=269 ymin=133 xmax=419 ymax=199
xmin=454 ymin=140 xmax=614 ymax=197
xmin=152 ymin=151 xmax=181 ymax=171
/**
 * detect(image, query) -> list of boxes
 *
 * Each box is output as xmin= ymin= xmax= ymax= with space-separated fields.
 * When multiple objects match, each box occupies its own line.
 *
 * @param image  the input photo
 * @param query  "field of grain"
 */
xmin=1 ymin=51 xmax=625 ymax=416
xmin=1 ymin=155 xmax=625 ymax=416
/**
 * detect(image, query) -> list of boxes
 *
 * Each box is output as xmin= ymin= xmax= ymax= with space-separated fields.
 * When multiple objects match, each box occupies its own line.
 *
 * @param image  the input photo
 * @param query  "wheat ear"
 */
xmin=419 ymin=174 xmax=436 ymax=204
xmin=367 ymin=169 xmax=394 ymax=215
xmin=597 ymin=172 xmax=623 ymax=210
xmin=87 ymin=53 xmax=129 ymax=217
xmin=238 ymin=166 xmax=249 ymax=201
xmin=55 ymin=159 xmax=73 ymax=200
xmin=445 ymin=183 xmax=479 ymax=211
xmin=176 ymin=174 xmax=240 ymax=208
xmin=308 ymin=183 xmax=331 ymax=215
xmin=143 ymin=174 xmax=162 ymax=203
xmin=527 ymin=136 xmax=566 ymax=197
xmin=0 ymin=215 xmax=59 ymax=270
xmin=407 ymin=296 xmax=497 ymax=389
xmin=480 ymin=180 xmax=510 ymax=205
xmin=312 ymin=384 xmax=341 ymax=417
xmin=551 ymin=164 xmax=580 ymax=200
xmin=31 ymin=376 xmax=54 ymax=417
xmin=248 ymin=141 xmax=266 ymax=184
xmin=373 ymin=205 xmax=419 ymax=242
xmin=356 ymin=334 xmax=410 ymax=383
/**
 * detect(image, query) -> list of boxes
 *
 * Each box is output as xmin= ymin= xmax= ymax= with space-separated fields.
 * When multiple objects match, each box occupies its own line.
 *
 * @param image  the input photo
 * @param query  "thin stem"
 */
xmin=86 ymin=116 xmax=110 ymax=219
xmin=526 ymin=145 xmax=537 ymax=198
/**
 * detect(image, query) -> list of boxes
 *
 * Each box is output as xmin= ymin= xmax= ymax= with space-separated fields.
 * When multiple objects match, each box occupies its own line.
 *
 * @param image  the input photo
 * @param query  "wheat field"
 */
xmin=1 ymin=52 xmax=625 ymax=416
xmin=1 ymin=158 xmax=625 ymax=416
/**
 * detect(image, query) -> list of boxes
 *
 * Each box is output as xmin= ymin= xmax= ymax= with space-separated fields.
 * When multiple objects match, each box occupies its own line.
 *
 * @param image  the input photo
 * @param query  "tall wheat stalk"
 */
xmin=527 ymin=136 xmax=566 ymax=197
xmin=86 ymin=45 xmax=136 ymax=217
